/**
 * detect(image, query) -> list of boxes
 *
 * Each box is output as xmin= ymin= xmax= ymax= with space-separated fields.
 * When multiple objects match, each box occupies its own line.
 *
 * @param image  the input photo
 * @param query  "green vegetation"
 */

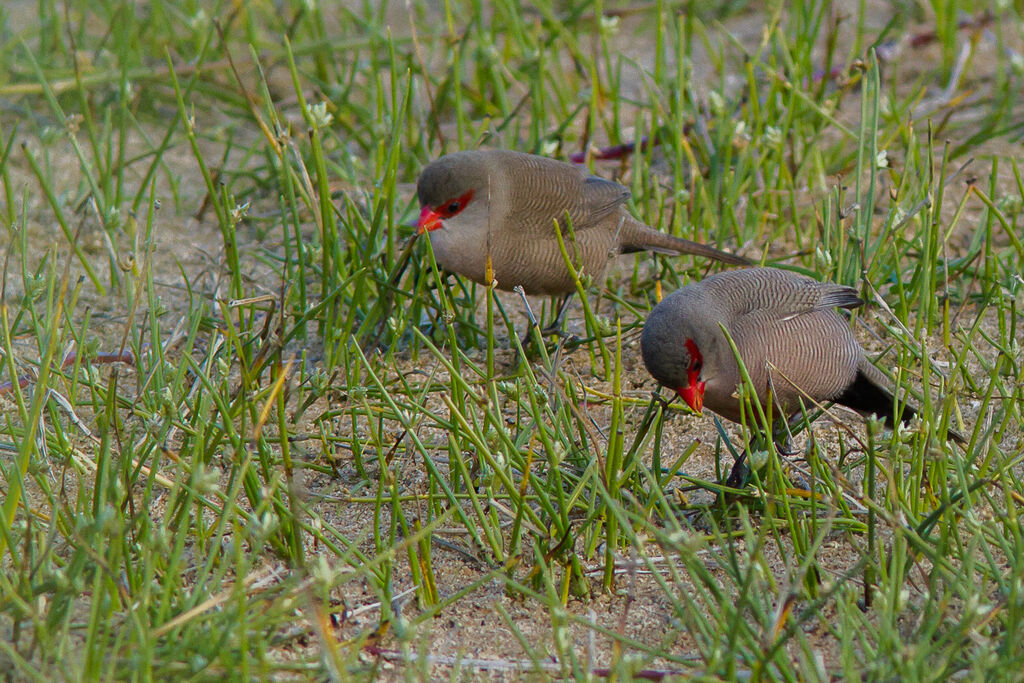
xmin=1 ymin=0 xmax=1021 ymax=679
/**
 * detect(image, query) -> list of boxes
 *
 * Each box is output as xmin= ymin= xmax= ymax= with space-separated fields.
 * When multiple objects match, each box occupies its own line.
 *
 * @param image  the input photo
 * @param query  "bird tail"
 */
xmin=836 ymin=369 xmax=916 ymax=428
xmin=618 ymin=216 xmax=751 ymax=266
xmin=837 ymin=363 xmax=966 ymax=445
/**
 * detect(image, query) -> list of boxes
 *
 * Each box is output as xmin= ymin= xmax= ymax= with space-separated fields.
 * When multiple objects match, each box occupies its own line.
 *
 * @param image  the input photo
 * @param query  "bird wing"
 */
xmin=705 ymin=269 xmax=863 ymax=319
xmin=578 ymin=175 xmax=630 ymax=230
xmin=774 ymin=284 xmax=863 ymax=321
xmin=729 ymin=307 xmax=862 ymax=411
xmin=702 ymin=270 xmax=865 ymax=399
xmin=498 ymin=154 xmax=628 ymax=236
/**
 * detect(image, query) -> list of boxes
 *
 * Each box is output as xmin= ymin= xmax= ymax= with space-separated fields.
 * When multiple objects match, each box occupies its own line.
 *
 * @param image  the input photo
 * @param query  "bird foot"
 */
xmin=538 ymin=321 xmax=574 ymax=339
xmin=517 ymin=323 xmax=578 ymax=351
xmin=774 ymin=437 xmax=799 ymax=457
xmin=724 ymin=453 xmax=750 ymax=490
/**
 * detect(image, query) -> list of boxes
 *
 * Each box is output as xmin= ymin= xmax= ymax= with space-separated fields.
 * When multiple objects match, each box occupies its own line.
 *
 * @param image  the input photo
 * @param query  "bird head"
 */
xmin=641 ymin=300 xmax=708 ymax=415
xmin=417 ymin=190 xmax=475 ymax=233
xmin=676 ymin=339 xmax=707 ymax=413
xmin=416 ymin=152 xmax=489 ymax=234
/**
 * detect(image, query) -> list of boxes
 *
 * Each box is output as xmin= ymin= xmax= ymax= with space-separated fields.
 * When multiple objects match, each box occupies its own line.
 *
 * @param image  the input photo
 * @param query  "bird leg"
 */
xmin=722 ymin=417 xmax=799 ymax=493
xmin=539 ymin=293 xmax=576 ymax=337
xmin=514 ymin=288 xmax=580 ymax=355
xmin=773 ymin=418 xmax=800 ymax=456
xmin=512 ymin=286 xmax=542 ymax=350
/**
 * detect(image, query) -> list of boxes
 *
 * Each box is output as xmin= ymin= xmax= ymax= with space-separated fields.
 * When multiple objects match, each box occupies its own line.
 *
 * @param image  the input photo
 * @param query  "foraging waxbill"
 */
xmin=641 ymin=267 xmax=962 ymax=442
xmin=416 ymin=150 xmax=749 ymax=296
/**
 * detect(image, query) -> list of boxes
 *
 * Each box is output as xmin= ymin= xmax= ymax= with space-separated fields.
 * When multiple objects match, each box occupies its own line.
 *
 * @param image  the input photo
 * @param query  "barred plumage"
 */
xmin=415 ymin=150 xmax=749 ymax=296
xmin=641 ymin=267 xmax=961 ymax=442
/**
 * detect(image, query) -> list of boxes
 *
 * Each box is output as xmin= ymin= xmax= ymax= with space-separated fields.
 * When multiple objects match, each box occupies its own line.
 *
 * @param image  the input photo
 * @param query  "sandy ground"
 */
xmin=3 ymin=1 xmax=1021 ymax=678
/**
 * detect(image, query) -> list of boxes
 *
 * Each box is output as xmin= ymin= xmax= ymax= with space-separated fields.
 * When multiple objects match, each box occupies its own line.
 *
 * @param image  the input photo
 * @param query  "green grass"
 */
xmin=1 ymin=0 xmax=1023 ymax=679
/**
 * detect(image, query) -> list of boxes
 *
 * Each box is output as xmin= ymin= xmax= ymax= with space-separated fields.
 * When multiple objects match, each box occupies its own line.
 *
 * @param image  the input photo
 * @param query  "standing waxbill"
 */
xmin=641 ymin=267 xmax=963 ymax=442
xmin=416 ymin=150 xmax=749 ymax=296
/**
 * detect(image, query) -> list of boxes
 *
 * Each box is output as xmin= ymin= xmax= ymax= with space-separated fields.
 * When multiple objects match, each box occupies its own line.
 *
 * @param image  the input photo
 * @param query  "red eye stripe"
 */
xmin=438 ymin=189 xmax=474 ymax=218
xmin=684 ymin=338 xmax=703 ymax=373
xmin=676 ymin=338 xmax=707 ymax=413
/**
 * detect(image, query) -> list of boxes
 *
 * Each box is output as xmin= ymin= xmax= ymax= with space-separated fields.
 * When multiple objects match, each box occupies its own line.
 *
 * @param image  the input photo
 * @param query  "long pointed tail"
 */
xmin=618 ymin=217 xmax=751 ymax=266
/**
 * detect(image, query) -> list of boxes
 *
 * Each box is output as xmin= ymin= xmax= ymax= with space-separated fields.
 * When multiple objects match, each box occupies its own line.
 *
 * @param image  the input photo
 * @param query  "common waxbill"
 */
xmin=641 ymin=267 xmax=962 ymax=442
xmin=416 ymin=150 xmax=749 ymax=296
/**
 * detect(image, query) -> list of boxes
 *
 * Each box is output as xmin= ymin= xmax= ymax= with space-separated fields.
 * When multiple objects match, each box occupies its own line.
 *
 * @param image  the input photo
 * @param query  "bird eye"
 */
xmin=683 ymin=339 xmax=703 ymax=375
xmin=437 ymin=189 xmax=474 ymax=219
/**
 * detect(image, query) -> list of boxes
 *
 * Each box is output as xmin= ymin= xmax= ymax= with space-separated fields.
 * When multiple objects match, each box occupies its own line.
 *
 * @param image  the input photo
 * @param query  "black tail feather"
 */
xmin=835 ymin=370 xmax=916 ymax=428
xmin=835 ymin=370 xmax=965 ymax=444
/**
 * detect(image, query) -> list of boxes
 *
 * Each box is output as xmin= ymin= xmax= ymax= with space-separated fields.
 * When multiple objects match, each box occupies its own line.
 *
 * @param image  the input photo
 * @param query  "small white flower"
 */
xmin=310 ymin=101 xmax=333 ymax=128
xmin=708 ymin=90 xmax=726 ymax=114
xmin=549 ymin=441 xmax=565 ymax=467
xmin=313 ymin=555 xmax=338 ymax=585
xmin=666 ymin=530 xmax=686 ymax=544
xmin=230 ymin=202 xmax=250 ymax=224
xmin=1011 ymin=52 xmax=1024 ymax=75
xmin=259 ymin=510 xmax=279 ymax=535
xmin=875 ymin=150 xmax=889 ymax=168
xmin=599 ymin=15 xmax=619 ymax=34
xmin=879 ymin=94 xmax=892 ymax=117
xmin=594 ymin=315 xmax=614 ymax=336
xmin=193 ymin=462 xmax=220 ymax=497
xmin=63 ymin=114 xmax=82 ymax=134
xmin=189 ymin=9 xmax=209 ymax=29
xmin=554 ymin=621 xmax=569 ymax=650
xmin=814 ymin=245 xmax=832 ymax=269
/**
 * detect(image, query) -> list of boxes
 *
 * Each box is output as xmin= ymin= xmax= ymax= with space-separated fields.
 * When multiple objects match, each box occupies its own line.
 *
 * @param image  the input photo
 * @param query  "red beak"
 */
xmin=678 ymin=380 xmax=706 ymax=414
xmin=417 ymin=205 xmax=442 ymax=234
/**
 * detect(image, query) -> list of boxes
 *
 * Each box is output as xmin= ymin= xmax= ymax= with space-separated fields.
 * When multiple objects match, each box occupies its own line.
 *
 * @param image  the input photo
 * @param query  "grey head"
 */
xmin=640 ymin=287 xmax=726 ymax=413
xmin=417 ymin=151 xmax=490 ymax=213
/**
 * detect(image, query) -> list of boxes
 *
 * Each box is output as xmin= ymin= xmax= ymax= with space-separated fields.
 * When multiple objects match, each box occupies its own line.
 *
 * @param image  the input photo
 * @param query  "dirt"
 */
xmin=3 ymin=2 xmax=1021 ymax=679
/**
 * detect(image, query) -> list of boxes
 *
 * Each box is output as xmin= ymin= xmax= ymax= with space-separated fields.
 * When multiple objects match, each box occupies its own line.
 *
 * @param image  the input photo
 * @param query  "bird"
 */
xmin=415 ymin=150 xmax=749 ymax=297
xmin=640 ymin=267 xmax=964 ymax=445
